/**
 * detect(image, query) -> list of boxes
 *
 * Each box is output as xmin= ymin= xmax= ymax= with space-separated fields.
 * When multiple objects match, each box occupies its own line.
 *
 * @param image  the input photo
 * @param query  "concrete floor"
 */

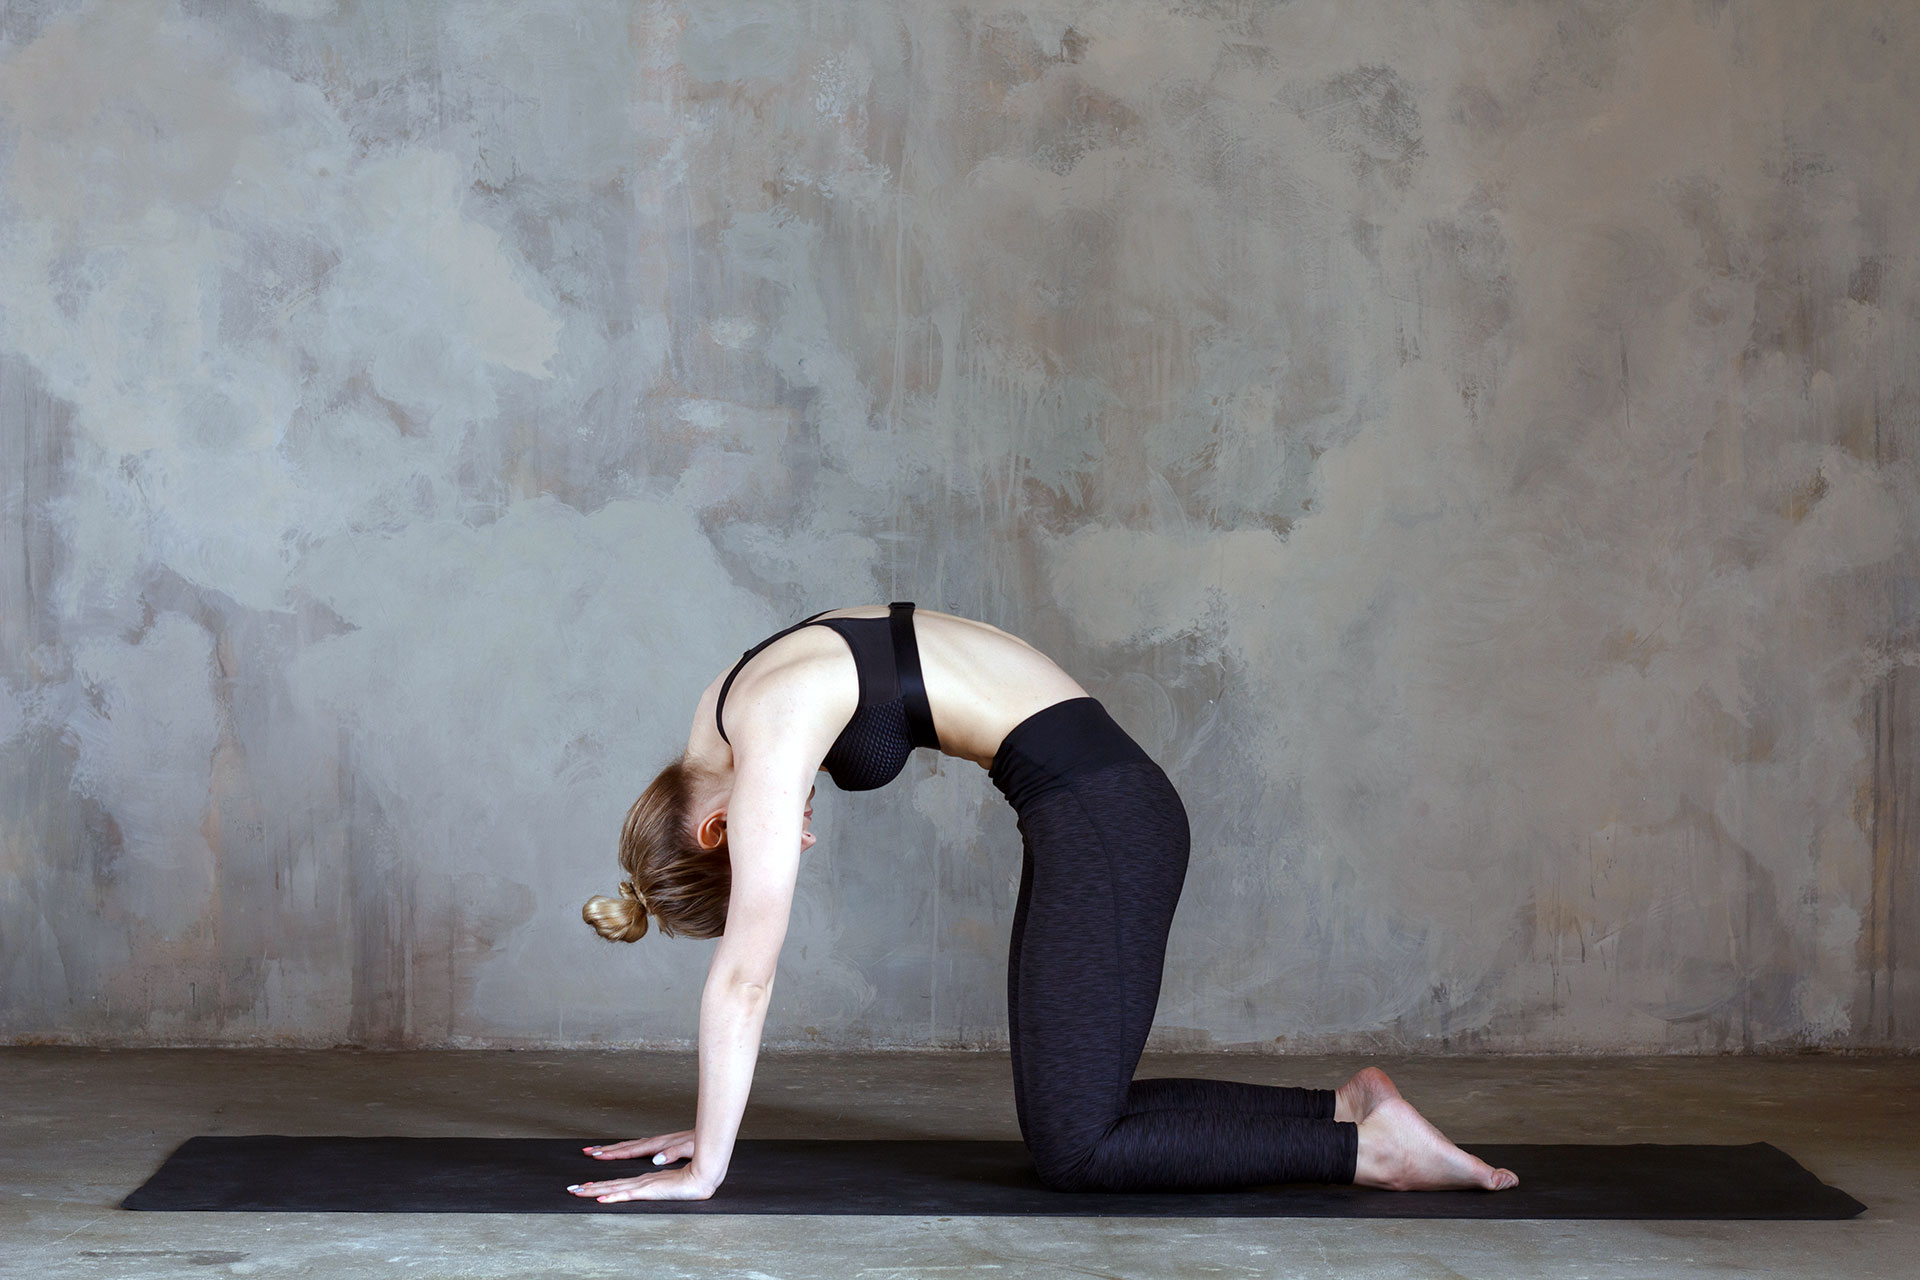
xmin=2 ymin=1049 xmax=1914 ymax=1279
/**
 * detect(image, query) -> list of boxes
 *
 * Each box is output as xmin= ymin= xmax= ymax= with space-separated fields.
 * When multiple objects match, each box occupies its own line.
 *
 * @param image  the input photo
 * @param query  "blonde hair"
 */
xmin=582 ymin=755 xmax=731 ymax=941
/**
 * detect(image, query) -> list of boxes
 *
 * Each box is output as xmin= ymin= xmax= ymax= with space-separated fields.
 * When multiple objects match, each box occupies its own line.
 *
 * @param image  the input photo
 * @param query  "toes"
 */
xmin=1471 ymin=1162 xmax=1519 ymax=1191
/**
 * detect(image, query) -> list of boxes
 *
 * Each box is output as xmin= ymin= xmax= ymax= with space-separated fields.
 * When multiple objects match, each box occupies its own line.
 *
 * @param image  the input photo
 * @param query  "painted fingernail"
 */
xmin=567 ymin=1185 xmax=581 ymax=1192
xmin=652 ymin=1154 xmax=665 ymax=1164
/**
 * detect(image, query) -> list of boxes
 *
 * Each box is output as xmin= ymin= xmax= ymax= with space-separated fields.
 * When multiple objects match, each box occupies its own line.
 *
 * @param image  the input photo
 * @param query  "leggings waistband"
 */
xmin=988 ymin=697 xmax=1156 ymax=812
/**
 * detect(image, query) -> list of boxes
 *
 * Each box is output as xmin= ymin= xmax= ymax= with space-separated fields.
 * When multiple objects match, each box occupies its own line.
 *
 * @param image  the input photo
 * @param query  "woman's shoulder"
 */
xmin=714 ymin=625 xmax=859 ymax=741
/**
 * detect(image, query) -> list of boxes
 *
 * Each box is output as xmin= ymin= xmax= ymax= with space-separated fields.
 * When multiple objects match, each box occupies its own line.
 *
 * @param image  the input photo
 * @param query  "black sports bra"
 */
xmin=716 ymin=602 xmax=940 ymax=792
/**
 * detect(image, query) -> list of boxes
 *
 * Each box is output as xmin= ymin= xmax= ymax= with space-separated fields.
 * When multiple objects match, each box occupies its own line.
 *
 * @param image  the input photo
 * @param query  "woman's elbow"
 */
xmin=709 ymin=971 xmax=776 ymax=1003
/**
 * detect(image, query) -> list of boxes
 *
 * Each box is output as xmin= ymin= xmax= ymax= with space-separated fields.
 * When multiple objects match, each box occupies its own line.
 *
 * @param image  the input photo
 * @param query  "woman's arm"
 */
xmin=681 ymin=754 xmax=809 ymax=1190
xmin=569 ymin=720 xmax=820 ymax=1202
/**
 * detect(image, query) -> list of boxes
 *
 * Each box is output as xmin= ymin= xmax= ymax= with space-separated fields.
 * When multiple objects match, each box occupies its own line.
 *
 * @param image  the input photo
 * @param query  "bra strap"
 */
xmin=889 ymin=602 xmax=940 ymax=750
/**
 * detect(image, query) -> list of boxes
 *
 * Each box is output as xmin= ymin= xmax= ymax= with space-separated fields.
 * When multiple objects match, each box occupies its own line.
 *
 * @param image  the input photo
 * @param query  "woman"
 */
xmin=571 ymin=603 xmax=1518 ymax=1202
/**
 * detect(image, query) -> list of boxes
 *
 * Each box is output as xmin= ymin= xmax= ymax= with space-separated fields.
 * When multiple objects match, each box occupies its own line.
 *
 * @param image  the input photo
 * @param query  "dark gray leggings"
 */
xmin=991 ymin=698 xmax=1360 ymax=1192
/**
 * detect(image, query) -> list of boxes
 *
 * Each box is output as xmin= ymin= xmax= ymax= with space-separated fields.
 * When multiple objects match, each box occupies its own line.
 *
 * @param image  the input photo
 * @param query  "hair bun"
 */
xmin=582 ymin=880 xmax=651 ymax=943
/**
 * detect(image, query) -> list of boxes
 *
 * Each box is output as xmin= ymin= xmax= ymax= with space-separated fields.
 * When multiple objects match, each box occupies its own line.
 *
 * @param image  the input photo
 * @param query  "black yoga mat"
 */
xmin=122 ymin=1136 xmax=1863 ymax=1218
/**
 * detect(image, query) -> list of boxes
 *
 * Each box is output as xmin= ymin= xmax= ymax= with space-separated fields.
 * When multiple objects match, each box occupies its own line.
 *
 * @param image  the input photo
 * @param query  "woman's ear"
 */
xmin=696 ymin=810 xmax=728 ymax=850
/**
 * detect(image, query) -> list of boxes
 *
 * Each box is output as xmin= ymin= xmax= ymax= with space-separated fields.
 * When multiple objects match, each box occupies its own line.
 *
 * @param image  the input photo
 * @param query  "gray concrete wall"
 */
xmin=1 ymin=0 xmax=1915 ymax=1052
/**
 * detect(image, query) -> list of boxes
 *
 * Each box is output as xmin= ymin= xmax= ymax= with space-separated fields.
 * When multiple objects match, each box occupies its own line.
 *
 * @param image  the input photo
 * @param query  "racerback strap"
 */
xmin=889 ymin=602 xmax=940 ymax=750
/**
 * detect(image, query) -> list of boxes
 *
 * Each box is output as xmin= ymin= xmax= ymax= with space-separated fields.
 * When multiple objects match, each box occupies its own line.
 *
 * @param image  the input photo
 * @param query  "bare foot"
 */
xmin=1333 ymin=1065 xmax=1404 ymax=1124
xmin=1354 ymin=1097 xmax=1519 ymax=1191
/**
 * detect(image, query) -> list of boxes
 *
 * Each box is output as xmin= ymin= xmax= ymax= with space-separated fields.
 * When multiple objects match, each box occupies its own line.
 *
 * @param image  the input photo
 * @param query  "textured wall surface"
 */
xmin=1 ymin=0 xmax=1916 ymax=1051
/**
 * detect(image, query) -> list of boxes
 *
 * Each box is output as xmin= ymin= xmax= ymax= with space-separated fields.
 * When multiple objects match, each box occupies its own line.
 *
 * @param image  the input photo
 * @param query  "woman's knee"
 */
xmin=1030 ymin=1149 xmax=1097 ymax=1193
xmin=1025 ymin=1129 xmax=1112 ymax=1192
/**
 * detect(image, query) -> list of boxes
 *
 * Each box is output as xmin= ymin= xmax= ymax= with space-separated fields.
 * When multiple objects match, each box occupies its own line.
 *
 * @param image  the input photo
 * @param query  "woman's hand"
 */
xmin=571 ymin=1131 xmax=716 ymax=1202
xmin=582 ymin=1131 xmax=696 ymax=1166
xmin=567 ymin=1162 xmax=718 ymax=1203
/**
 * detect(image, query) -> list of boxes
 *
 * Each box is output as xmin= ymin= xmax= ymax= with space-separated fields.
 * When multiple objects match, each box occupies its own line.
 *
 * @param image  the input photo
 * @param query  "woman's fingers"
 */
xmin=568 ymin=1175 xmax=646 ymax=1198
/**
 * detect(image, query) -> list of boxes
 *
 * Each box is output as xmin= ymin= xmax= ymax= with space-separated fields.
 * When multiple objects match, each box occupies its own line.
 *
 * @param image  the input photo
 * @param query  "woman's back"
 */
xmin=902 ymin=608 xmax=1088 ymax=765
xmin=700 ymin=605 xmax=1087 ymax=770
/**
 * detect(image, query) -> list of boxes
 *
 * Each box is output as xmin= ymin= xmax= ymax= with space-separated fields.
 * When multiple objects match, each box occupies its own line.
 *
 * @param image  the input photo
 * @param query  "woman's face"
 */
xmin=800 ymin=785 xmax=817 ymax=852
